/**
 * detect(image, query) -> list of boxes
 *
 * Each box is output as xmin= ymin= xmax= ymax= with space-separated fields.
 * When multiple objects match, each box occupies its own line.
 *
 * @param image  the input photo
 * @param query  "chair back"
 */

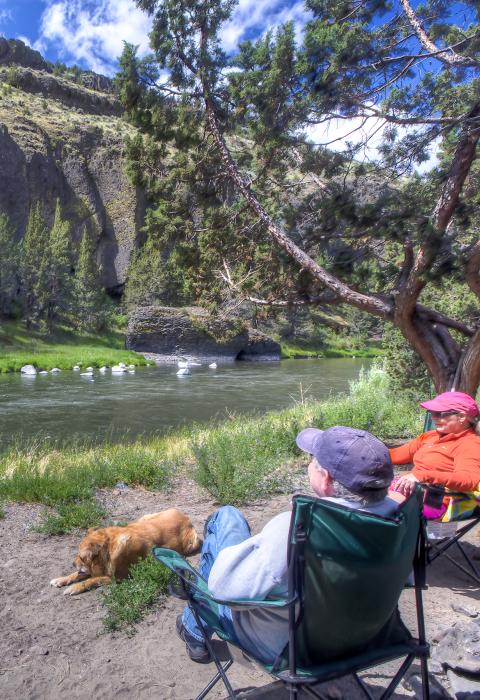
xmin=282 ymin=490 xmax=423 ymax=669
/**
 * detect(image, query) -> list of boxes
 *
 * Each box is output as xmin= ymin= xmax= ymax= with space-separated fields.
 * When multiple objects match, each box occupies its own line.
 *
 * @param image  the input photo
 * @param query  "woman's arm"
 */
xmin=389 ymin=435 xmax=424 ymax=465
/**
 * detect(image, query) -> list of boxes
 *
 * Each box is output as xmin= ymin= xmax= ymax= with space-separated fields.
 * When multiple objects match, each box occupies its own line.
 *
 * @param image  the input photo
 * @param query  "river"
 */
xmin=0 ymin=359 xmax=371 ymax=450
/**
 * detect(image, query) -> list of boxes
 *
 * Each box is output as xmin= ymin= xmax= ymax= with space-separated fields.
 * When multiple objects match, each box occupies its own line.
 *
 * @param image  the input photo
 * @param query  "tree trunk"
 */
xmin=454 ymin=330 xmax=480 ymax=395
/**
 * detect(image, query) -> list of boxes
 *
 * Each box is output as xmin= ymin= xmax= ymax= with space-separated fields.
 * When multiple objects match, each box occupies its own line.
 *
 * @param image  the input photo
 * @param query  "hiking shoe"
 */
xmin=176 ymin=614 xmax=212 ymax=664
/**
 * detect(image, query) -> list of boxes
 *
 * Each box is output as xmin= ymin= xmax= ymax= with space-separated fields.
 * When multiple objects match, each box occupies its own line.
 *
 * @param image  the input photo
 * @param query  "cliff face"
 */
xmin=0 ymin=39 xmax=145 ymax=294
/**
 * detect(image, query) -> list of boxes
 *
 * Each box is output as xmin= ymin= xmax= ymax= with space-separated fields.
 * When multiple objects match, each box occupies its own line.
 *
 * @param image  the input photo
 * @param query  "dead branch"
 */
xmin=400 ymin=0 xmax=479 ymax=67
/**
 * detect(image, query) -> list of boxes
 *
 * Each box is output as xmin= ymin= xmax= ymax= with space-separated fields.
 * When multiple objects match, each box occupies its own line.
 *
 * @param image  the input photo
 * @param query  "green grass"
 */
xmin=102 ymin=555 xmax=174 ymax=634
xmin=0 ymin=365 xmax=422 ymax=508
xmin=35 ymin=498 xmax=107 ymax=535
xmin=0 ymin=502 xmax=5 ymax=518
xmin=280 ymin=341 xmax=384 ymax=359
xmin=0 ymin=438 xmax=175 ymax=506
xmin=193 ymin=365 xmax=421 ymax=504
xmin=0 ymin=320 xmax=148 ymax=372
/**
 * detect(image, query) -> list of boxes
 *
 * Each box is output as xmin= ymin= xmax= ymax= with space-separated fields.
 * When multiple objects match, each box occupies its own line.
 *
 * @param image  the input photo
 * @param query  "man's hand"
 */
xmin=392 ymin=473 xmax=419 ymax=497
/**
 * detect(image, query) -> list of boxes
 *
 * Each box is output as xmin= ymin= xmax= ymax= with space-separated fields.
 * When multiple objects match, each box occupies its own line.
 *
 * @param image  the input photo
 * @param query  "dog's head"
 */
xmin=73 ymin=529 xmax=109 ymax=577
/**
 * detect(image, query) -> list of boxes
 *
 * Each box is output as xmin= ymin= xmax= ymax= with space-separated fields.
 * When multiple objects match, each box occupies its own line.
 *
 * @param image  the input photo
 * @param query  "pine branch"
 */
xmin=400 ymin=0 xmax=480 ymax=67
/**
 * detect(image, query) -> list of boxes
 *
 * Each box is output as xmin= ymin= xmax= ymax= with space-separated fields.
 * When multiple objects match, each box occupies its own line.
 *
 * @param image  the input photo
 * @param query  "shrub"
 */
xmin=36 ymin=498 xmax=107 ymax=535
xmin=102 ymin=555 xmax=174 ymax=634
xmin=192 ymin=365 xmax=421 ymax=504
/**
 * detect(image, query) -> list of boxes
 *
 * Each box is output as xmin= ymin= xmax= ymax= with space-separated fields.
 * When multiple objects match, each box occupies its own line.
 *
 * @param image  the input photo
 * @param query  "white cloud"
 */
xmin=0 ymin=8 xmax=12 ymax=25
xmin=34 ymin=0 xmax=311 ymax=76
xmin=17 ymin=35 xmax=32 ymax=47
xmin=221 ymin=0 xmax=311 ymax=53
xmin=35 ymin=0 xmax=152 ymax=75
xmin=305 ymin=115 xmax=439 ymax=174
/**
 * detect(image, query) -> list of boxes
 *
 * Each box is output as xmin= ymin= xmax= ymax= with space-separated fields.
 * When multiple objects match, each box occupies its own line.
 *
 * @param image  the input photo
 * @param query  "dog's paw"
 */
xmin=50 ymin=577 xmax=66 ymax=588
xmin=63 ymin=584 xmax=82 ymax=596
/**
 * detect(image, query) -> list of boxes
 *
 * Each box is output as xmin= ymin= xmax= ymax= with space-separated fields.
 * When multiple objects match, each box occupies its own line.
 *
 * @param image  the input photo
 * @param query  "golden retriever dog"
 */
xmin=50 ymin=509 xmax=202 ymax=596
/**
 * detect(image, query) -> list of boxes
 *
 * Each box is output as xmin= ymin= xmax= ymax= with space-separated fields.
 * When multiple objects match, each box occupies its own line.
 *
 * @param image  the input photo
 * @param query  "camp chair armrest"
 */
xmin=213 ymin=595 xmax=295 ymax=609
xmin=422 ymin=483 xmax=467 ymax=499
xmin=152 ymin=546 xmax=293 ymax=609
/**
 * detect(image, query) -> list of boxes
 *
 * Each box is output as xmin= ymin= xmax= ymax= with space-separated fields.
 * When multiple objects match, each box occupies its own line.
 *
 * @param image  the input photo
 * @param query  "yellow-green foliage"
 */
xmin=0 ymin=320 xmax=147 ymax=373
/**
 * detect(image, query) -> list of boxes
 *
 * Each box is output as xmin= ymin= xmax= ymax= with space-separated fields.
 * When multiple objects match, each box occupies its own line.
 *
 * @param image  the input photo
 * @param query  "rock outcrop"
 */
xmin=0 ymin=38 xmax=49 ymax=71
xmin=0 ymin=39 xmax=144 ymax=294
xmin=126 ymin=306 xmax=281 ymax=361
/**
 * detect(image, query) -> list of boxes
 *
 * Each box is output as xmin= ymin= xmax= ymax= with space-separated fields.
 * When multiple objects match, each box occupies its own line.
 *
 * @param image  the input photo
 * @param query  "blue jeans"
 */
xmin=182 ymin=505 xmax=251 ymax=644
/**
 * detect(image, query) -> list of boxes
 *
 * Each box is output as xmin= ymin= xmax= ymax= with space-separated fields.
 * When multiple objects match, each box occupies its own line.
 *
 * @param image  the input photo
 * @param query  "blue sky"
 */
xmin=0 ymin=0 xmax=310 ymax=75
xmin=0 ymin=0 xmax=443 ymax=170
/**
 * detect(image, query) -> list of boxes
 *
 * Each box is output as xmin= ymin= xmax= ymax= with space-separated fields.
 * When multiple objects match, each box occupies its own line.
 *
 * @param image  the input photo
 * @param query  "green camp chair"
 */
xmin=153 ymin=490 xmax=429 ymax=700
xmin=422 ymin=412 xmax=480 ymax=585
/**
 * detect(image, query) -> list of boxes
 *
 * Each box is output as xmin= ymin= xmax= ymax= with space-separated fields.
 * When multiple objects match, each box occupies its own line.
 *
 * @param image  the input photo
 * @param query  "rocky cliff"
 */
xmin=0 ymin=39 xmax=144 ymax=294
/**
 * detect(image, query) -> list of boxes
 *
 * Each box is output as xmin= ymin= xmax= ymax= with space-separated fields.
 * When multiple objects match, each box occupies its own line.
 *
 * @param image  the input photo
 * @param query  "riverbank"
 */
xmin=279 ymin=341 xmax=383 ymax=359
xmin=0 ymin=367 xmax=422 ymax=526
xmin=0 ymin=319 xmax=382 ymax=371
xmin=0 ymin=320 xmax=148 ymax=372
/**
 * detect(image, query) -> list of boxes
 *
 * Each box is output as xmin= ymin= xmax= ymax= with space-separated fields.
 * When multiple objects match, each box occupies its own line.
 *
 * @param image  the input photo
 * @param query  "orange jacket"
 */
xmin=389 ymin=429 xmax=480 ymax=492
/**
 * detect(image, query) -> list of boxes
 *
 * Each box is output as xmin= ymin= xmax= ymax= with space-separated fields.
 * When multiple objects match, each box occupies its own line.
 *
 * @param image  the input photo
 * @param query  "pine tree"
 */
xmin=121 ymin=0 xmax=480 ymax=394
xmin=124 ymin=233 xmax=168 ymax=308
xmin=73 ymin=228 xmax=111 ymax=331
xmin=0 ymin=212 xmax=21 ymax=318
xmin=21 ymin=202 xmax=50 ymax=327
xmin=44 ymin=199 xmax=73 ymax=329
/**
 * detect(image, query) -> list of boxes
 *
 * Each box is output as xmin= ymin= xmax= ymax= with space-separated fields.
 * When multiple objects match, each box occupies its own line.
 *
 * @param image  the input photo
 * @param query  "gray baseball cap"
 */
xmin=296 ymin=425 xmax=393 ymax=492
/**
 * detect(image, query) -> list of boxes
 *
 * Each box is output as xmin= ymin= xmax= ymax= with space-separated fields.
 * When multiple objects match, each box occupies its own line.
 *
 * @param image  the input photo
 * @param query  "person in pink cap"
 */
xmin=390 ymin=391 xmax=480 ymax=497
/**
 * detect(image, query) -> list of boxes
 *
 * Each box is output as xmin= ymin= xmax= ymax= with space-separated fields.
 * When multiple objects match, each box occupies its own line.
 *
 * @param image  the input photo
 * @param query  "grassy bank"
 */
xmin=0 ymin=366 xmax=421 ymax=515
xmin=280 ymin=343 xmax=383 ymax=359
xmin=0 ymin=320 xmax=147 ymax=372
xmin=0 ymin=366 xmax=421 ymax=630
xmin=279 ymin=335 xmax=384 ymax=359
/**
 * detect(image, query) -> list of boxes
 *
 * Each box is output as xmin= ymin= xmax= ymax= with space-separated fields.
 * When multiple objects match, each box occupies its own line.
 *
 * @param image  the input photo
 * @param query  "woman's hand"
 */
xmin=392 ymin=473 xmax=419 ymax=497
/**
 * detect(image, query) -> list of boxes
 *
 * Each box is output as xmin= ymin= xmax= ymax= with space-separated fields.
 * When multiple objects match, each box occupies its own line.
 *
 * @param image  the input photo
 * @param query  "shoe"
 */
xmin=176 ymin=614 xmax=212 ymax=664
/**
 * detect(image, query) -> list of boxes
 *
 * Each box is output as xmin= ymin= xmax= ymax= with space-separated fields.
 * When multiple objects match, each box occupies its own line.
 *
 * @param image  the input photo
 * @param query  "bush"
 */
xmin=192 ymin=365 xmax=421 ymax=504
xmin=36 ymin=498 xmax=107 ymax=535
xmin=102 ymin=555 xmax=174 ymax=634
xmin=0 ymin=440 xmax=172 ymax=506
xmin=193 ymin=410 xmax=303 ymax=504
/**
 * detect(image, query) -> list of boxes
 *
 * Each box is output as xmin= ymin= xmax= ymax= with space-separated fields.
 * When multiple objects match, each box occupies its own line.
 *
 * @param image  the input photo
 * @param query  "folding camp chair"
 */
xmin=422 ymin=412 xmax=480 ymax=585
xmin=154 ymin=490 xmax=429 ymax=700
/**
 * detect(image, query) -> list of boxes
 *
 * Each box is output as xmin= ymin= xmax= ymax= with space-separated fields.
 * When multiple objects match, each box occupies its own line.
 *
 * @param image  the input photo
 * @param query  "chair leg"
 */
xmin=456 ymin=541 xmax=480 ymax=582
xmin=302 ymin=685 xmax=329 ymax=699
xmin=352 ymin=674 xmax=375 ymax=700
xmin=420 ymin=655 xmax=430 ymax=700
xmin=437 ymin=548 xmax=480 ymax=585
xmin=189 ymin=604 xmax=236 ymax=700
xmin=379 ymin=654 xmax=415 ymax=700
xmin=195 ymin=656 xmax=234 ymax=700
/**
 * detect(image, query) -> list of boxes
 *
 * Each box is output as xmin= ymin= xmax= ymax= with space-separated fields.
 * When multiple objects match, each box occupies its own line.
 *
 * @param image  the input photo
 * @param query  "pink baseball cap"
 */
xmin=420 ymin=391 xmax=480 ymax=417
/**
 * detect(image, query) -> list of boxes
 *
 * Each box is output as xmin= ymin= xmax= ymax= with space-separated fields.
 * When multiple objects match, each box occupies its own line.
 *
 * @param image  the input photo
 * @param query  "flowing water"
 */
xmin=0 ymin=359 xmax=371 ymax=450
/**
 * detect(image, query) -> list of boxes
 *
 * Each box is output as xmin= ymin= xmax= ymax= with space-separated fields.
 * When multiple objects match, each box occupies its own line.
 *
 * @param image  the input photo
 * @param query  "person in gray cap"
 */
xmin=176 ymin=426 xmax=403 ymax=665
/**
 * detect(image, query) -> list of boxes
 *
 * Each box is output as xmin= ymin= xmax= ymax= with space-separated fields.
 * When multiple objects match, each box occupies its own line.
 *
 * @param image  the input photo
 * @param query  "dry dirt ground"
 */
xmin=1 ymin=478 xmax=480 ymax=700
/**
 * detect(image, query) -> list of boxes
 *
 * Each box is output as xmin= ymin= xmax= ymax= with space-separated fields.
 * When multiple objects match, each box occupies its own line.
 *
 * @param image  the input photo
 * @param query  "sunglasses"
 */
xmin=430 ymin=410 xmax=459 ymax=418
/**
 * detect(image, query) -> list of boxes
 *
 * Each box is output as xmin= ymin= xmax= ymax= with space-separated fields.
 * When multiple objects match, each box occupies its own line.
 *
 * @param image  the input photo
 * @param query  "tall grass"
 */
xmin=36 ymin=498 xmax=107 ymax=535
xmin=0 ymin=439 xmax=176 ymax=505
xmin=193 ymin=366 xmax=421 ymax=504
xmin=0 ymin=366 xmax=421 ymax=509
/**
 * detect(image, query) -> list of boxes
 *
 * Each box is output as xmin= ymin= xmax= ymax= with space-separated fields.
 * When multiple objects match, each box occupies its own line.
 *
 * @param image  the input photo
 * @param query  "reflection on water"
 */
xmin=0 ymin=359 xmax=371 ymax=449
